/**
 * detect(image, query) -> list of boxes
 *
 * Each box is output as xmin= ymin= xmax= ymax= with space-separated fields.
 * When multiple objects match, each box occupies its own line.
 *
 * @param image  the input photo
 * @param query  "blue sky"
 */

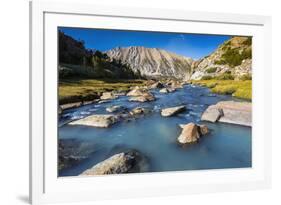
xmin=59 ymin=27 xmax=231 ymax=59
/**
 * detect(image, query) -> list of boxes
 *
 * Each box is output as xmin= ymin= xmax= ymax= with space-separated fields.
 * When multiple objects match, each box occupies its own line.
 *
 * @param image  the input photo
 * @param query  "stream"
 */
xmin=58 ymin=84 xmax=251 ymax=177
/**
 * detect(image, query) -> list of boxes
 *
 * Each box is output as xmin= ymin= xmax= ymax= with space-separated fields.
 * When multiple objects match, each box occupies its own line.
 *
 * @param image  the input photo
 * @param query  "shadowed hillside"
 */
xmin=59 ymin=31 xmax=139 ymax=79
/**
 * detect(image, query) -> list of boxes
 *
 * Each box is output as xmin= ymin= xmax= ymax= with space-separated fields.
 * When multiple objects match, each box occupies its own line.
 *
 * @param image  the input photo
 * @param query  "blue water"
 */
xmin=59 ymin=85 xmax=252 ymax=176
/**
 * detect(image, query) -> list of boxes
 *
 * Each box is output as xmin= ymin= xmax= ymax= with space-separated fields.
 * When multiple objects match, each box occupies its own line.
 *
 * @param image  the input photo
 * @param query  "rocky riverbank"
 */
xmin=201 ymin=101 xmax=252 ymax=126
xmin=59 ymin=79 xmax=188 ymax=114
xmin=65 ymin=81 xmax=252 ymax=130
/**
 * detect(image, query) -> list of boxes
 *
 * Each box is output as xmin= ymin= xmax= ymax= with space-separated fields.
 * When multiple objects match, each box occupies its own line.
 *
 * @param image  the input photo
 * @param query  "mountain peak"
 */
xmin=106 ymin=46 xmax=194 ymax=80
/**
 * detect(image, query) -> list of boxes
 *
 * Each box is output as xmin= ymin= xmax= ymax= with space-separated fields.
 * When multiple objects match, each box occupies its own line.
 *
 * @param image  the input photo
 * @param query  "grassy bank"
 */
xmin=59 ymin=78 xmax=145 ymax=104
xmin=191 ymin=80 xmax=252 ymax=100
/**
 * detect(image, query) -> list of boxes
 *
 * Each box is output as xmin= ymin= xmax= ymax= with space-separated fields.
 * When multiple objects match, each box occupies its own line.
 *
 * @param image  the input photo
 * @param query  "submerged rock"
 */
xmin=69 ymin=114 xmax=118 ymax=128
xmin=80 ymin=150 xmax=148 ymax=175
xmin=159 ymin=88 xmax=169 ymax=93
xmin=98 ymin=100 xmax=110 ymax=104
xmin=60 ymin=102 xmax=82 ymax=111
xmin=167 ymin=87 xmax=176 ymax=92
xmin=100 ymin=92 xmax=117 ymax=100
xmin=201 ymin=101 xmax=252 ymax=126
xmin=198 ymin=124 xmax=209 ymax=135
xmin=58 ymin=106 xmax=63 ymax=115
xmin=129 ymin=107 xmax=151 ymax=116
xmin=113 ymin=91 xmax=127 ymax=96
xmin=59 ymin=139 xmax=93 ymax=171
xmin=177 ymin=123 xmax=209 ymax=144
xmin=106 ymin=105 xmax=124 ymax=113
xmin=115 ymin=107 xmax=151 ymax=123
xmin=161 ymin=105 xmax=186 ymax=117
xmin=159 ymin=87 xmax=176 ymax=93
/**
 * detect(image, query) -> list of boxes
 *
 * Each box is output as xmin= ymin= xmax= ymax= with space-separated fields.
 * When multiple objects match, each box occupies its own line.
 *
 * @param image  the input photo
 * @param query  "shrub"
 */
xmin=241 ymin=48 xmax=252 ymax=59
xmin=243 ymin=37 xmax=252 ymax=46
xmin=214 ymin=59 xmax=226 ymax=65
xmin=206 ymin=67 xmax=217 ymax=73
xmin=221 ymin=48 xmax=243 ymax=67
xmin=239 ymin=74 xmax=252 ymax=81
xmin=215 ymin=46 xmax=252 ymax=67
xmin=200 ymin=75 xmax=213 ymax=80
xmin=215 ymin=73 xmax=234 ymax=80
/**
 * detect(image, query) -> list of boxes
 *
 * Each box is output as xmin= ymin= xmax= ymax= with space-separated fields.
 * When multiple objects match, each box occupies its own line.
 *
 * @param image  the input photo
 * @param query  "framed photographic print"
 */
xmin=30 ymin=0 xmax=272 ymax=204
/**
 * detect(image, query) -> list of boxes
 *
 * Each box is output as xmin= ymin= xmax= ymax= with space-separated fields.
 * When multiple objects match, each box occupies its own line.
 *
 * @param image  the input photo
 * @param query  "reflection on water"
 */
xmin=59 ymin=85 xmax=251 ymax=176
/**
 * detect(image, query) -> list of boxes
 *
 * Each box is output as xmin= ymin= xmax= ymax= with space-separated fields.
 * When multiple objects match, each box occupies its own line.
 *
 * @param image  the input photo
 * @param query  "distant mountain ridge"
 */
xmin=106 ymin=46 xmax=194 ymax=80
xmin=58 ymin=31 xmax=252 ymax=81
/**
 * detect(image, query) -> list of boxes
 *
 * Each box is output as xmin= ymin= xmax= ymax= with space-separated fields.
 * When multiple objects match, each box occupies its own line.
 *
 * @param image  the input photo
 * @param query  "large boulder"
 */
xmin=177 ymin=123 xmax=209 ymax=144
xmin=129 ymin=92 xmax=155 ymax=102
xmin=100 ymin=92 xmax=117 ymax=100
xmin=80 ymin=150 xmax=148 ymax=175
xmin=127 ymin=87 xmax=155 ymax=102
xmin=69 ymin=114 xmax=118 ymax=128
xmin=201 ymin=101 xmax=252 ymax=126
xmin=201 ymin=105 xmax=223 ymax=122
xmin=177 ymin=123 xmax=200 ymax=144
xmin=126 ymin=87 xmax=146 ymax=97
xmin=161 ymin=105 xmax=186 ymax=117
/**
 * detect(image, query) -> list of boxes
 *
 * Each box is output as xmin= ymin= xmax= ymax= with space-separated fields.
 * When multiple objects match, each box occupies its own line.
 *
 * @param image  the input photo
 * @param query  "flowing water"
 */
xmin=58 ymin=84 xmax=251 ymax=177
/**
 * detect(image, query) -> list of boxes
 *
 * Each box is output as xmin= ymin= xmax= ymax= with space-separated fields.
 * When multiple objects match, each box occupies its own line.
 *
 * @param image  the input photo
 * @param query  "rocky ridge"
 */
xmin=106 ymin=46 xmax=194 ymax=80
xmin=191 ymin=37 xmax=252 ymax=80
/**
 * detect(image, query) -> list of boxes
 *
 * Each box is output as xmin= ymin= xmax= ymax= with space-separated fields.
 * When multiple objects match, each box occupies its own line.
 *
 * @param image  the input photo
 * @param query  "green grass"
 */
xmin=191 ymin=79 xmax=252 ymax=100
xmin=59 ymin=78 xmax=145 ymax=104
xmin=239 ymin=74 xmax=252 ymax=81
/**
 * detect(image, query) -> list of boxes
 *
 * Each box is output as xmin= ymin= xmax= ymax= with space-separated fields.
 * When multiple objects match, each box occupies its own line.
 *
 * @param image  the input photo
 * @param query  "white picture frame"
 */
xmin=30 ymin=0 xmax=272 ymax=204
